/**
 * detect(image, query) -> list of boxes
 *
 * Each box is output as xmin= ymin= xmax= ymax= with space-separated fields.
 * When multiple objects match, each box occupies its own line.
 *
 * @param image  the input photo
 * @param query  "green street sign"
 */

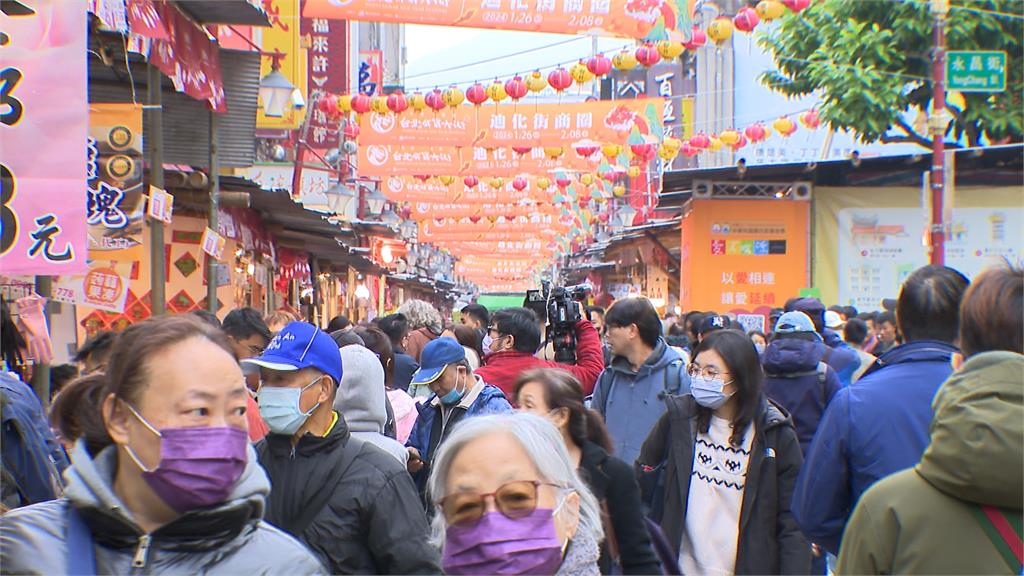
xmin=947 ymin=51 xmax=1006 ymax=92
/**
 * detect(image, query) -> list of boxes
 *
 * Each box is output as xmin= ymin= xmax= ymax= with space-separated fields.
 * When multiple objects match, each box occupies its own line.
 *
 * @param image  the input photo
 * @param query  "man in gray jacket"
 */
xmin=591 ymin=297 xmax=690 ymax=466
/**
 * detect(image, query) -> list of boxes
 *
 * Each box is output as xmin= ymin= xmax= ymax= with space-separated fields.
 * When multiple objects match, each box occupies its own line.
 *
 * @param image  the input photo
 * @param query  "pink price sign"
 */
xmin=0 ymin=1 xmax=89 ymax=275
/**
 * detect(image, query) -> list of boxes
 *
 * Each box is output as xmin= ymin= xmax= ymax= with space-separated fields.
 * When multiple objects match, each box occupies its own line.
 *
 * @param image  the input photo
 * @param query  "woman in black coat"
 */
xmin=515 ymin=368 xmax=661 ymax=575
xmin=636 ymin=329 xmax=811 ymax=575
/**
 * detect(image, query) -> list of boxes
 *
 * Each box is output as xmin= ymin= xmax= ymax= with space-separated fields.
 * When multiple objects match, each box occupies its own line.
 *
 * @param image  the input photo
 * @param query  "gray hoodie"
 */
xmin=335 ymin=346 xmax=409 ymax=465
xmin=0 ymin=440 xmax=324 ymax=574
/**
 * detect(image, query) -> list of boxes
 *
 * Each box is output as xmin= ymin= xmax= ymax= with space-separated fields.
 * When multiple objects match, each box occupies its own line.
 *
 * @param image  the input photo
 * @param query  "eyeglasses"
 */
xmin=438 ymin=480 xmax=563 ymax=526
xmin=687 ymin=363 xmax=730 ymax=382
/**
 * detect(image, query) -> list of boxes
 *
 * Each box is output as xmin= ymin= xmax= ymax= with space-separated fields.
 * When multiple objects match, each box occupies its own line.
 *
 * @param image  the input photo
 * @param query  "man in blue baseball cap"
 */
xmin=405 ymin=337 xmax=512 ymax=498
xmin=245 ymin=322 xmax=441 ymax=574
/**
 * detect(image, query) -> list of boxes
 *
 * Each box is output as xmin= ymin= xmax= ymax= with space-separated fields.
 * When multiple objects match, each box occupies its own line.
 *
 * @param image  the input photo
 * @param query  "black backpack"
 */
xmin=591 ymin=359 xmax=686 ymax=416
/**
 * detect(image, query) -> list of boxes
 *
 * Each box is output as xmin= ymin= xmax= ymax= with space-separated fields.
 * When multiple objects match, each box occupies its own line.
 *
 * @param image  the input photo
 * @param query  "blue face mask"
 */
xmin=257 ymin=375 xmax=325 ymax=435
xmin=440 ymin=369 xmax=468 ymax=406
xmin=691 ymin=377 xmax=734 ymax=410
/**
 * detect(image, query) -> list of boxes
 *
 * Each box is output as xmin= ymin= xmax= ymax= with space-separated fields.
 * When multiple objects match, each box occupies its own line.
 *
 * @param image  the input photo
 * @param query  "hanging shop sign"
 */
xmin=146 ymin=186 xmax=175 ymax=224
xmin=358 ymin=50 xmax=383 ymax=96
xmin=256 ymin=0 xmax=306 ymax=129
xmin=302 ymin=1 xmax=349 ymax=148
xmin=0 ymin=1 xmax=89 ymax=275
xmin=304 ymin=0 xmax=695 ymax=42
xmin=360 ymin=98 xmax=665 ymax=148
xmin=88 ymin=104 xmax=147 ymax=259
xmin=53 ymin=261 xmax=133 ymax=314
xmin=150 ymin=1 xmax=226 ymax=111
xmin=408 ymin=202 xmax=558 ymax=220
xmin=382 ymin=175 xmax=541 ymax=204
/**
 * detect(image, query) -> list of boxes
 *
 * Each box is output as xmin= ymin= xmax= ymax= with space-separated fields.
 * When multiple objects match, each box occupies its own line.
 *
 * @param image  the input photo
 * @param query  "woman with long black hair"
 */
xmin=637 ymin=329 xmax=810 ymax=575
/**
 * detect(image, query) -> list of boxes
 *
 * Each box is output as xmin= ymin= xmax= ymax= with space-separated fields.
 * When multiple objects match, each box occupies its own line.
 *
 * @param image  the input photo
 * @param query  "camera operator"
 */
xmin=476 ymin=307 xmax=605 ymax=400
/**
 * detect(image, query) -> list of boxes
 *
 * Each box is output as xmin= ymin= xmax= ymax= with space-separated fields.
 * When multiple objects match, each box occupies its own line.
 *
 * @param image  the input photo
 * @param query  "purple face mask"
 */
xmin=123 ymin=404 xmax=248 ymax=513
xmin=442 ymin=509 xmax=564 ymax=575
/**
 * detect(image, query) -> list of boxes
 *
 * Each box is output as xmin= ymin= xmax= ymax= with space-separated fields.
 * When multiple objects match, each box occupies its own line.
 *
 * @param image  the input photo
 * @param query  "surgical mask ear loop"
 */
xmin=122 ymin=401 xmax=162 ymax=473
xmin=552 ymin=488 xmax=575 ymax=556
xmin=299 ymin=375 xmax=326 ymax=417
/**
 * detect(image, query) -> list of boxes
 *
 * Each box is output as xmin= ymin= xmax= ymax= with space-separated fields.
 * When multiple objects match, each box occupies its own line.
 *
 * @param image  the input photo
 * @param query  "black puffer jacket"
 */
xmin=258 ymin=414 xmax=441 ymax=574
xmin=578 ymin=440 xmax=660 ymax=575
xmin=636 ymin=394 xmax=811 ymax=575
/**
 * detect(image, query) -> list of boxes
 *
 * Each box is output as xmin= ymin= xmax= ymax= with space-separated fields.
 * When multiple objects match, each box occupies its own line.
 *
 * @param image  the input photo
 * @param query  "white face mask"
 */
xmin=481 ymin=334 xmax=494 ymax=355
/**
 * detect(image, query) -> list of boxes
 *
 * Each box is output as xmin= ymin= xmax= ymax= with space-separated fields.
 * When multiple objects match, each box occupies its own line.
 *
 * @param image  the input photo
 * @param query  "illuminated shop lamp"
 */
xmin=362 ymin=186 xmax=388 ymax=218
xmin=355 ymin=284 xmax=371 ymax=299
xmin=259 ymin=54 xmax=298 ymax=118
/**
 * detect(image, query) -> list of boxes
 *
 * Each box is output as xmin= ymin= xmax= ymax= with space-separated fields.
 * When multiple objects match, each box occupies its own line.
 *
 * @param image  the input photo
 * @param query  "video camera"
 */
xmin=526 ymin=281 xmax=592 ymax=364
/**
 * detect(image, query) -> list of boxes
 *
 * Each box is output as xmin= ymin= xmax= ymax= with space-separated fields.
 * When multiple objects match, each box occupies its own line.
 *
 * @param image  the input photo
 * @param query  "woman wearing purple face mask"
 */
xmin=0 ymin=316 xmax=324 ymax=574
xmin=427 ymin=412 xmax=605 ymax=576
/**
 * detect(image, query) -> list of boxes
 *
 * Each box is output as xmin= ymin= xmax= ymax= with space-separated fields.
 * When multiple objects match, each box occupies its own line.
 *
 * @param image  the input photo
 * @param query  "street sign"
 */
xmin=946 ymin=51 xmax=1006 ymax=92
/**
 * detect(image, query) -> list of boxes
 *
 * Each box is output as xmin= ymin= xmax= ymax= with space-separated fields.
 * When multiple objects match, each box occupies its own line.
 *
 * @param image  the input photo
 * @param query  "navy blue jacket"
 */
xmin=819 ymin=330 xmax=861 ymax=387
xmin=761 ymin=337 xmax=842 ymax=456
xmin=791 ymin=340 xmax=959 ymax=555
xmin=392 ymin=351 xmax=418 ymax=393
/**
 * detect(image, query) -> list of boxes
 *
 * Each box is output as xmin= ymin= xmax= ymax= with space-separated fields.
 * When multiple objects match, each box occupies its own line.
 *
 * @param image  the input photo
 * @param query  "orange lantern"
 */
xmin=657 ymin=40 xmax=685 ymax=61
xmin=601 ymin=143 xmax=622 ymax=160
xmin=773 ymin=116 xmax=797 ymax=136
xmin=612 ymin=49 xmax=638 ymax=71
xmin=442 ymin=86 xmax=465 ymax=108
xmin=707 ymin=17 xmax=734 ymax=44
xmin=718 ymin=129 xmax=741 ymax=146
xmin=525 ymin=71 xmax=548 ymax=93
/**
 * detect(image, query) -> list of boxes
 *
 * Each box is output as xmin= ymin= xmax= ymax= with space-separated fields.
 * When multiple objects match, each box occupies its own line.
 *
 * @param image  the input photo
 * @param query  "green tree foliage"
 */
xmin=758 ymin=0 xmax=1022 ymax=148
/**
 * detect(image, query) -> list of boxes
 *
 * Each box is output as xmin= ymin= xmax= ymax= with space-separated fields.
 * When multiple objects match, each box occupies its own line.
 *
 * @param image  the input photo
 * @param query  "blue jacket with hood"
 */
xmin=819 ymin=329 xmax=861 ymax=387
xmin=761 ymin=337 xmax=842 ymax=456
xmin=590 ymin=339 xmax=690 ymax=466
xmin=790 ymin=339 xmax=959 ymax=555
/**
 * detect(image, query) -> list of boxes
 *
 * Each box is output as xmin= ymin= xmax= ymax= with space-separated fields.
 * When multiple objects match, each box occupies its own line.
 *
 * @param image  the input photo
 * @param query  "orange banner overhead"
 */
xmin=359 ymin=145 xmax=602 ymax=178
xmin=409 ymin=202 xmax=558 ymax=220
xmin=360 ymin=99 xmax=665 ymax=148
xmin=304 ymin=0 xmax=694 ymax=41
xmin=383 ymin=175 xmax=544 ymax=204
xmin=431 ymin=240 xmax=553 ymax=255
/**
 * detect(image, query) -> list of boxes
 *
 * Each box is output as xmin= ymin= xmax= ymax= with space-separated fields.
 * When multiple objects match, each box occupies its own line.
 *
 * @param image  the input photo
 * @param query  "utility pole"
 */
xmin=929 ymin=0 xmax=949 ymax=265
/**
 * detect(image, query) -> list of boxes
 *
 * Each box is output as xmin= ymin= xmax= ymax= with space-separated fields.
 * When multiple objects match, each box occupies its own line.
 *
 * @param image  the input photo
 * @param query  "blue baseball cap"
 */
xmin=410 ymin=338 xmax=465 ymax=386
xmin=774 ymin=311 xmax=823 ymax=341
xmin=241 ymin=321 xmax=343 ymax=385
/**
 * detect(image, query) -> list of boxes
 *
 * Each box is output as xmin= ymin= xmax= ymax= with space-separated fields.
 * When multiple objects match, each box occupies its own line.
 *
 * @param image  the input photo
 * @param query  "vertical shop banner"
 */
xmin=681 ymin=199 xmax=809 ymax=326
xmin=304 ymin=0 xmax=694 ymax=42
xmin=358 ymin=50 xmax=382 ymax=96
xmin=88 ymin=104 xmax=146 ymax=259
xmin=0 ymin=1 xmax=88 ymax=275
xmin=149 ymin=2 xmax=225 ymax=111
xmin=302 ymin=0 xmax=347 ymax=148
xmin=837 ymin=206 xmax=1023 ymax=309
xmin=257 ymin=0 xmax=307 ymax=129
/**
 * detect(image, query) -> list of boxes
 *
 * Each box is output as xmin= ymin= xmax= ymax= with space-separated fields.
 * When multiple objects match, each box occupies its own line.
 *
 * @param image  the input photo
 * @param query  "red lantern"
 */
xmin=318 ymin=94 xmax=338 ymax=116
xmin=547 ymin=68 xmax=573 ymax=92
xmin=512 ymin=176 xmax=528 ymax=191
xmin=733 ymin=6 xmax=760 ymax=32
xmin=684 ymin=26 xmax=707 ymax=50
xmin=425 ymin=89 xmax=446 ymax=112
xmin=573 ymin=141 xmax=600 ymax=158
xmin=351 ymin=93 xmax=372 ymax=114
xmin=800 ymin=109 xmax=821 ymax=129
xmin=744 ymin=122 xmax=768 ymax=143
xmin=782 ymin=0 xmax=811 ymax=12
xmin=466 ymin=83 xmax=488 ymax=106
xmin=386 ymin=91 xmax=409 ymax=114
xmin=463 ymin=175 xmax=479 ymax=188
xmin=630 ymin=141 xmax=656 ymax=160
xmin=504 ymin=76 xmax=528 ymax=101
xmin=512 ymin=146 xmax=532 ymax=156
xmin=343 ymin=122 xmax=360 ymax=140
xmin=731 ymin=134 xmax=748 ymax=150
xmin=414 ymin=174 xmax=430 ymax=182
xmin=635 ymin=44 xmax=661 ymax=68
xmin=586 ymin=53 xmax=613 ymax=77
xmin=681 ymin=142 xmax=699 ymax=157
xmin=689 ymin=132 xmax=710 ymax=149
xmin=555 ymin=176 xmax=572 ymax=189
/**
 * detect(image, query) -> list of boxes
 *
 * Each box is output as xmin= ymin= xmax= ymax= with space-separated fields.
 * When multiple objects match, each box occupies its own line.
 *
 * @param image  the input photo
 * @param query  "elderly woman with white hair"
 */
xmin=427 ymin=413 xmax=604 ymax=575
xmin=397 ymin=299 xmax=444 ymax=363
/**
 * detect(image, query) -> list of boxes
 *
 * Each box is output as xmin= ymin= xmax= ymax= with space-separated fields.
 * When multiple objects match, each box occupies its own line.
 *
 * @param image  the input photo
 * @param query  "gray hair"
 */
xmin=425 ymin=413 xmax=604 ymax=547
xmin=397 ymin=299 xmax=444 ymax=333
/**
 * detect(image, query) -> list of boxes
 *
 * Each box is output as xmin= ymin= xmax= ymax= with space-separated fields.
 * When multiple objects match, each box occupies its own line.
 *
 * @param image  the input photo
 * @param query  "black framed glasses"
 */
xmin=438 ymin=480 xmax=563 ymax=526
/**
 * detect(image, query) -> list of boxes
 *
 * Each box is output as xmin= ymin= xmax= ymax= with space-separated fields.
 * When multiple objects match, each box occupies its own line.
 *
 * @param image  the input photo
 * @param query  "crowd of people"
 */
xmin=0 ymin=262 xmax=1021 ymax=575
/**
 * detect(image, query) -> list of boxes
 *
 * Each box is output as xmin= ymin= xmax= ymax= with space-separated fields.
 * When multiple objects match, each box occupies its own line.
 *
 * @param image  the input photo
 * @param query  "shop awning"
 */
xmin=173 ymin=0 xmax=271 ymax=26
